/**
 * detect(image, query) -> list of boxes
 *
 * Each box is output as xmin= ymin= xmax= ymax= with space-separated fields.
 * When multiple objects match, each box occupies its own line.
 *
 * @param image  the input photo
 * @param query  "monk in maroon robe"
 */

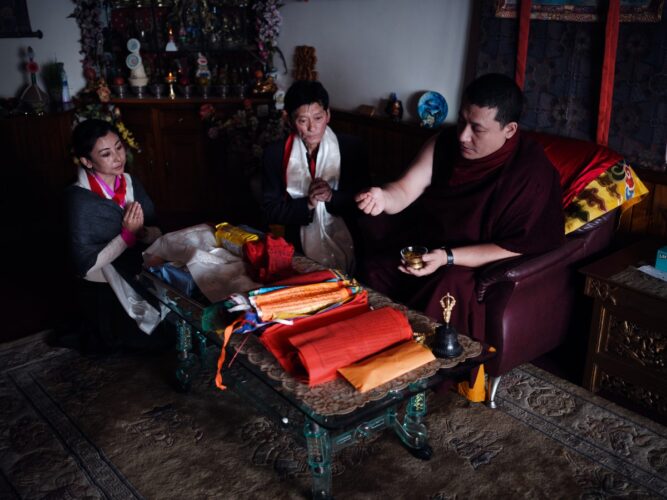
xmin=356 ymin=73 xmax=564 ymax=346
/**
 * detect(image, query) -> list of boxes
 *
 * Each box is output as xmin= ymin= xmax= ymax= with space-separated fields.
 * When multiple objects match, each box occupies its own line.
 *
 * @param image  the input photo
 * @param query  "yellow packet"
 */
xmin=215 ymin=222 xmax=260 ymax=256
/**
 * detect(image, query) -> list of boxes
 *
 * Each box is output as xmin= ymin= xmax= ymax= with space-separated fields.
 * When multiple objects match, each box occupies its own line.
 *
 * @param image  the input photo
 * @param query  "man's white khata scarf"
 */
xmin=285 ymin=126 xmax=355 ymax=274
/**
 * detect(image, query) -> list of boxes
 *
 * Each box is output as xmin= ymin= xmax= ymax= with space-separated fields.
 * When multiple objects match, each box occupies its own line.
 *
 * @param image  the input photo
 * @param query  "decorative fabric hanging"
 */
xmin=514 ymin=0 xmax=621 ymax=146
xmin=596 ymin=0 xmax=620 ymax=146
xmin=515 ymin=0 xmax=532 ymax=90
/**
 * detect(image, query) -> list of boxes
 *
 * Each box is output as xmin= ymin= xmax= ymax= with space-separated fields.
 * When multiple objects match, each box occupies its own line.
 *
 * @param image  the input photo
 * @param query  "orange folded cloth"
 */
xmin=251 ymin=280 xmax=360 ymax=322
xmin=338 ymin=341 xmax=436 ymax=392
xmin=287 ymin=307 xmax=413 ymax=386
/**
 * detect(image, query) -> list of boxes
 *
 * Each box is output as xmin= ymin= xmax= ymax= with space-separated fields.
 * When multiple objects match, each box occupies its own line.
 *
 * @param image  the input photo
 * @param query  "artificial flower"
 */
xmin=70 ymin=0 xmax=102 ymax=84
xmin=253 ymin=0 xmax=284 ymax=64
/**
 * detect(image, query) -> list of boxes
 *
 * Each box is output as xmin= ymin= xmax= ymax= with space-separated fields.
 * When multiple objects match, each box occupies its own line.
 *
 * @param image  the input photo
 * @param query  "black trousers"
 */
xmin=72 ymin=279 xmax=173 ymax=355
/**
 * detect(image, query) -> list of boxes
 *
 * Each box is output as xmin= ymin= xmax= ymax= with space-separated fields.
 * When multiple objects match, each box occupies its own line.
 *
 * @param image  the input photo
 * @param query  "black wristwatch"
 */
xmin=440 ymin=246 xmax=455 ymax=267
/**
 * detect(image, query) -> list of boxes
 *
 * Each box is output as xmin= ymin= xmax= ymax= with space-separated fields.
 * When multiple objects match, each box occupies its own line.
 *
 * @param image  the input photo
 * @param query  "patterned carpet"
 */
xmin=1 ymin=332 xmax=665 ymax=499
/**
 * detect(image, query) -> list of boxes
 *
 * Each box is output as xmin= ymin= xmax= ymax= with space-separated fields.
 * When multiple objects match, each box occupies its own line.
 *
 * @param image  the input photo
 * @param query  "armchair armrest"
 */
xmin=476 ymin=237 xmax=587 ymax=301
xmin=476 ymin=210 xmax=617 ymax=301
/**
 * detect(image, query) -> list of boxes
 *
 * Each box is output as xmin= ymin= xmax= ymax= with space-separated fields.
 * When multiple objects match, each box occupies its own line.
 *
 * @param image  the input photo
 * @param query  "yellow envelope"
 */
xmin=338 ymin=341 xmax=436 ymax=393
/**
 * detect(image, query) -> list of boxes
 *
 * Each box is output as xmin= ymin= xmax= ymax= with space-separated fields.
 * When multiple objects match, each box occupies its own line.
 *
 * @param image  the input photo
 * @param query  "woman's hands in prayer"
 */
xmin=122 ymin=201 xmax=145 ymax=235
xmin=355 ymin=188 xmax=386 ymax=215
xmin=308 ymin=178 xmax=333 ymax=209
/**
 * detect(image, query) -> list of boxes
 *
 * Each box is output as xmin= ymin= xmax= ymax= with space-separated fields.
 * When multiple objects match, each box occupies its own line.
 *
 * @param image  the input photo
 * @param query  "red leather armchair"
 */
xmin=479 ymin=210 xmax=615 ymax=406
xmin=357 ymin=132 xmax=631 ymax=407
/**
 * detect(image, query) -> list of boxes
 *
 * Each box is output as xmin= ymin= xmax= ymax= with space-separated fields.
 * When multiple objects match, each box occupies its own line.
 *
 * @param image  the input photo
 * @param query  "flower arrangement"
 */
xmin=26 ymin=59 xmax=39 ymax=76
xmin=74 ymin=77 xmax=141 ymax=156
xmin=69 ymin=0 xmax=103 ymax=85
xmin=200 ymin=100 xmax=287 ymax=179
xmin=253 ymin=0 xmax=284 ymax=66
xmin=70 ymin=1 xmax=140 ymax=157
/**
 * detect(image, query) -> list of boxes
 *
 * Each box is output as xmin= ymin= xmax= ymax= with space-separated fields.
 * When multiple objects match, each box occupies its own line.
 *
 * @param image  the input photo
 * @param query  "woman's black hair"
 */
xmin=284 ymin=80 xmax=330 ymax=118
xmin=72 ymin=119 xmax=120 ymax=159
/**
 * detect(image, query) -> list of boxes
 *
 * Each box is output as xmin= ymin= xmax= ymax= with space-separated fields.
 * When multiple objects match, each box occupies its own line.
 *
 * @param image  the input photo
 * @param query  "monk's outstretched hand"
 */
xmin=355 ymin=188 xmax=385 ymax=215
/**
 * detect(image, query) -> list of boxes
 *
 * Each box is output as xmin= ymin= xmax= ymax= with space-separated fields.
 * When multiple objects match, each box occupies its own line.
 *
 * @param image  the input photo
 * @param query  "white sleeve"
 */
xmin=84 ymin=234 xmax=128 ymax=278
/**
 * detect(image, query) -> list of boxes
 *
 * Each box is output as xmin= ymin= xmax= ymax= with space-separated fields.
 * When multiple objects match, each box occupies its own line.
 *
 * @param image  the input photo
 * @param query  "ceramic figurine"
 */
xmin=59 ymin=62 xmax=71 ymax=104
xmin=195 ymin=53 xmax=211 ymax=86
xmin=19 ymin=46 xmax=49 ymax=114
xmin=178 ymin=26 xmax=188 ymax=46
xmin=126 ymin=38 xmax=148 ymax=88
xmin=273 ymin=89 xmax=285 ymax=111
xmin=252 ymin=69 xmax=277 ymax=95
xmin=385 ymin=92 xmax=403 ymax=122
xmin=165 ymin=27 xmax=178 ymax=52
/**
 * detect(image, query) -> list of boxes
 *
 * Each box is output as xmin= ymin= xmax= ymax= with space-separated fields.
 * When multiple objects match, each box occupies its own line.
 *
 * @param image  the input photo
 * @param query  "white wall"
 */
xmin=277 ymin=0 xmax=473 ymax=122
xmin=0 ymin=0 xmax=85 ymax=99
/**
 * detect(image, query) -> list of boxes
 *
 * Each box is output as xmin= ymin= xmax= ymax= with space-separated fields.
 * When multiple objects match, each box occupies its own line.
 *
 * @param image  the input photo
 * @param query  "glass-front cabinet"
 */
xmin=103 ymin=0 xmax=268 ymax=98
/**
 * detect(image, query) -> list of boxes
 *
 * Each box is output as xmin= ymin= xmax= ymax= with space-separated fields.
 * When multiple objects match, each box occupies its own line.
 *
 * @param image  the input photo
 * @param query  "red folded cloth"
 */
xmin=272 ymin=269 xmax=339 ymax=286
xmin=243 ymin=234 xmax=295 ymax=283
xmin=259 ymin=290 xmax=369 ymax=375
xmin=264 ymin=306 xmax=413 ymax=386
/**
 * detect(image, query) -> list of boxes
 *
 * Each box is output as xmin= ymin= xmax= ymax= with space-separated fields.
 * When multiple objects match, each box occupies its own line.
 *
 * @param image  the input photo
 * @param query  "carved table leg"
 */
xmin=175 ymin=319 xmax=196 ymax=392
xmin=304 ymin=421 xmax=333 ymax=500
xmin=194 ymin=331 xmax=208 ymax=368
xmin=388 ymin=387 xmax=432 ymax=460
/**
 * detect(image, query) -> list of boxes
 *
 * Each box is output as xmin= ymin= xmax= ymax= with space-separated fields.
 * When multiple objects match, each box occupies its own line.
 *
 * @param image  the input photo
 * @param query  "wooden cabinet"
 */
xmin=580 ymin=239 xmax=667 ymax=425
xmin=103 ymin=1 xmax=260 ymax=95
xmin=0 ymin=110 xmax=78 ymax=341
xmin=330 ymin=110 xmax=436 ymax=184
xmin=160 ymin=126 xmax=208 ymax=214
xmin=115 ymin=97 xmax=270 ymax=230
xmin=617 ymin=169 xmax=667 ymax=241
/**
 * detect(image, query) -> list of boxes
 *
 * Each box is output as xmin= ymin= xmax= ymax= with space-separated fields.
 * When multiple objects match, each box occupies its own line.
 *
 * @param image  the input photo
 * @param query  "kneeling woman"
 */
xmin=65 ymin=119 xmax=168 ymax=355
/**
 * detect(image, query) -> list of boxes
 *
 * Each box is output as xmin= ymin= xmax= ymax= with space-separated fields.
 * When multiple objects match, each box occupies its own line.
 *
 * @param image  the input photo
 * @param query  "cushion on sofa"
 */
xmin=525 ymin=131 xmax=649 ymax=235
xmin=564 ymin=160 xmax=648 ymax=234
xmin=525 ymin=131 xmax=624 ymax=207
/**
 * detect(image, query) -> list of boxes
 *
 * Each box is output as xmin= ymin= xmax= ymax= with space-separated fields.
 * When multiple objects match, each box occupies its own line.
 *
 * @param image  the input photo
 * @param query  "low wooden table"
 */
xmin=121 ymin=255 xmax=493 ymax=499
xmin=580 ymin=239 xmax=667 ymax=424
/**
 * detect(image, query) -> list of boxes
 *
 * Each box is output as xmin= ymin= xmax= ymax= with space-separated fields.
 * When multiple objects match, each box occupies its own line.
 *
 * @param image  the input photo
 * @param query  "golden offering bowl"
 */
xmin=401 ymin=246 xmax=428 ymax=270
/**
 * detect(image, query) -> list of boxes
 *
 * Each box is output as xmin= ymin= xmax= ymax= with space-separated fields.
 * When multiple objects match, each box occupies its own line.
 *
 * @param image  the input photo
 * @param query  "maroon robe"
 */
xmin=361 ymin=130 xmax=564 ymax=342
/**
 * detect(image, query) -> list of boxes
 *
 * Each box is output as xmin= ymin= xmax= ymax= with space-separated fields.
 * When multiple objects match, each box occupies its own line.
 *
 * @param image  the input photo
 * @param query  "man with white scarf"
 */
xmin=262 ymin=81 xmax=369 ymax=276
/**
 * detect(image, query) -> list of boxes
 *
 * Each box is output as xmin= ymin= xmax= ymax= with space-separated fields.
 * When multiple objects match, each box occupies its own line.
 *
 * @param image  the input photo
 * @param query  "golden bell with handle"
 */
xmin=432 ymin=293 xmax=463 ymax=358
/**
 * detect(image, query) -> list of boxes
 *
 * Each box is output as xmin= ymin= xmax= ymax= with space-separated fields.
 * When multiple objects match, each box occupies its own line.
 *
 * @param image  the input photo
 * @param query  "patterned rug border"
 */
xmin=7 ymin=362 xmax=144 ymax=500
xmin=517 ymin=364 xmax=666 ymax=436
xmin=1 ymin=333 xmax=146 ymax=500
xmin=498 ymin=364 xmax=667 ymax=497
